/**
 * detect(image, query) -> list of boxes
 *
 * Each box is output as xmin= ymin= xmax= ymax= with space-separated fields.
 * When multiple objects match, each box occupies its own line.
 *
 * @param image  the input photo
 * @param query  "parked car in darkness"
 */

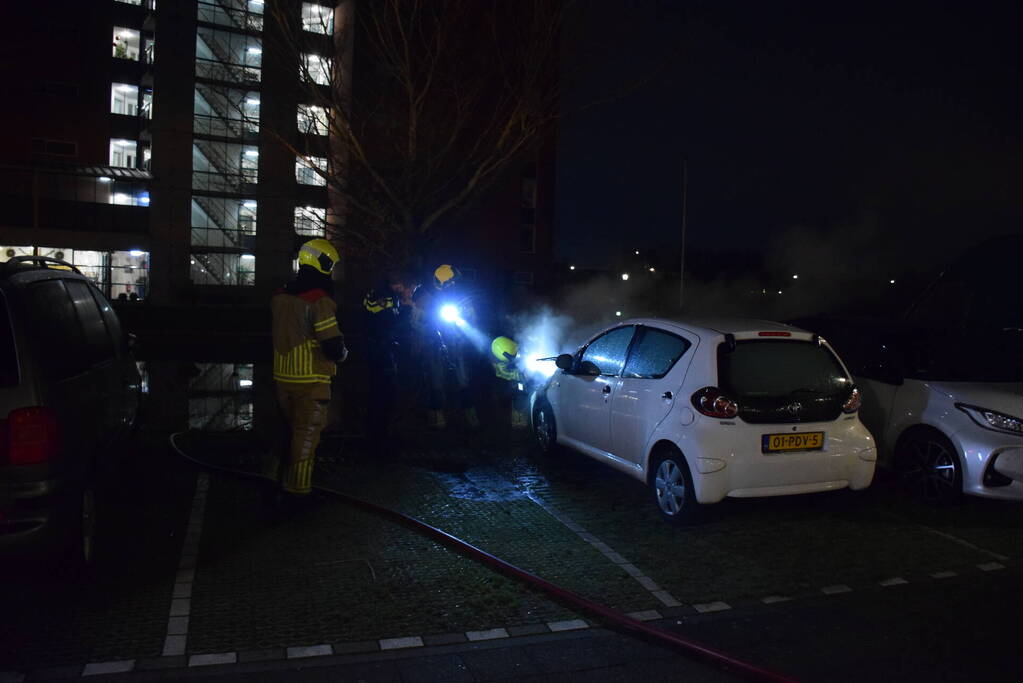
xmin=799 ymin=238 xmax=1023 ymax=504
xmin=1 ymin=256 xmax=141 ymax=573
xmin=530 ymin=317 xmax=876 ymax=523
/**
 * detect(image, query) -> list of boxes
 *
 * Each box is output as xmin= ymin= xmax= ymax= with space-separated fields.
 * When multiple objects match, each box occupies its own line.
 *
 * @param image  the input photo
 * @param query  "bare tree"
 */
xmin=265 ymin=0 xmax=562 ymax=269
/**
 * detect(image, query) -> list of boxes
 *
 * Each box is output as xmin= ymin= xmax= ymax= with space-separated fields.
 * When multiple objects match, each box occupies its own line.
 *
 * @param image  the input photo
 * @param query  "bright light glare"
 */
xmin=621 ymin=273 xmax=629 ymax=281
xmin=129 ymin=250 xmax=146 ymax=257
xmin=890 ymin=279 xmax=896 ymax=284
xmin=440 ymin=304 xmax=461 ymax=323
xmin=793 ymin=274 xmax=799 ymax=279
xmin=615 ymin=311 xmax=622 ymax=317
xmin=239 ymin=379 xmax=253 ymax=387
xmin=569 ymin=265 xmax=576 ymax=270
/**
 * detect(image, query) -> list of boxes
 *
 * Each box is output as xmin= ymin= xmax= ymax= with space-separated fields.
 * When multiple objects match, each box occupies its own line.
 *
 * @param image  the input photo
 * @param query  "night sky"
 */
xmin=555 ymin=1 xmax=1022 ymax=277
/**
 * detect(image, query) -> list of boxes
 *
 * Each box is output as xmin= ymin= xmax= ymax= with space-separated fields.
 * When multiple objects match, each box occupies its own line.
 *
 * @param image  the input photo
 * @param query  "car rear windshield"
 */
xmin=718 ymin=340 xmax=851 ymax=399
xmin=0 ymin=291 xmax=19 ymax=387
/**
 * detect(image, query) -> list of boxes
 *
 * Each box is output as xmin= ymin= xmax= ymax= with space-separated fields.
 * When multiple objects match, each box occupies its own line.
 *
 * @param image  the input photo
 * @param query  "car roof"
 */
xmin=622 ymin=316 xmax=810 ymax=337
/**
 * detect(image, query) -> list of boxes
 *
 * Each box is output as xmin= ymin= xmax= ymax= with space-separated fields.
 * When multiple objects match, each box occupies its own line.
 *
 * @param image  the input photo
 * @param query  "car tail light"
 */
xmin=691 ymin=387 xmax=739 ymax=419
xmin=2 ymin=407 xmax=61 ymax=465
xmin=842 ymin=387 xmax=862 ymax=414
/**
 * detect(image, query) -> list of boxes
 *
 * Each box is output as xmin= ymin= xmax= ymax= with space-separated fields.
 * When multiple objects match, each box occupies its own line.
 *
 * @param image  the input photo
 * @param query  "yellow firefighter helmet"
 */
xmin=491 ymin=336 xmax=518 ymax=361
xmin=298 ymin=238 xmax=339 ymax=275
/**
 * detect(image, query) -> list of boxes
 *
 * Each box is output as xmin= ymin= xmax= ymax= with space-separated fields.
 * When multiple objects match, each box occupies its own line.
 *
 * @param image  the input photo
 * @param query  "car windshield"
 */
xmin=904 ymin=332 xmax=1023 ymax=382
xmin=0 ymin=291 xmax=19 ymax=387
xmin=718 ymin=340 xmax=851 ymax=399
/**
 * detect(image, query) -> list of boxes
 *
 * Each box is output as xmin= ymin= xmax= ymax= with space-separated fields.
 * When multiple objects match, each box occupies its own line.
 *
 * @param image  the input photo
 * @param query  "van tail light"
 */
xmin=691 ymin=387 xmax=739 ymax=419
xmin=842 ymin=387 xmax=862 ymax=414
xmin=1 ymin=407 xmax=61 ymax=465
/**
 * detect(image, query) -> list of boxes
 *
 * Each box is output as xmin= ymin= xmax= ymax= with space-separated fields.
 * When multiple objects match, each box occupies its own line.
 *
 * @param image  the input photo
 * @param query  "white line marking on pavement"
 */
xmin=879 ymin=510 xmax=1010 ymax=562
xmin=286 ymin=645 xmax=333 ymax=659
xmin=693 ymin=601 xmax=731 ymax=614
xmin=466 ymin=628 xmax=509 ymax=641
xmin=626 ymin=610 xmax=663 ymax=621
xmin=188 ymin=653 xmax=237 ymax=667
xmin=821 ymin=584 xmax=852 ymax=595
xmin=547 ymin=619 xmax=589 ymax=632
xmin=525 ymin=491 xmax=684 ymax=608
xmin=879 ymin=577 xmax=908 ymax=587
xmin=379 ymin=637 xmax=424 ymax=650
xmin=82 ymin=660 xmax=135 ymax=676
xmin=979 ymin=562 xmax=1005 ymax=571
xmin=162 ymin=471 xmax=209 ymax=658
xmin=762 ymin=595 xmax=791 ymax=604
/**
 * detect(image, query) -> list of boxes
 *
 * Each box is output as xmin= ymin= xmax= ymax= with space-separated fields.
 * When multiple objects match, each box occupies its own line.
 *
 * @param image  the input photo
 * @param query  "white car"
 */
xmin=850 ymin=328 xmax=1023 ymax=504
xmin=530 ymin=317 xmax=876 ymax=523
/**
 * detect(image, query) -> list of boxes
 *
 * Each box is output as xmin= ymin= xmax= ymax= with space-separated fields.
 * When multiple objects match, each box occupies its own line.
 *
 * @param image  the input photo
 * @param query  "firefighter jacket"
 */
xmin=362 ymin=288 xmax=401 ymax=370
xmin=272 ymin=280 xmax=345 ymax=386
xmin=492 ymin=356 xmax=524 ymax=383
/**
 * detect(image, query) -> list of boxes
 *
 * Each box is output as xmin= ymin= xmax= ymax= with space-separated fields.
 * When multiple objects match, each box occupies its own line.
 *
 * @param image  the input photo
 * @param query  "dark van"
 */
xmin=1 ymin=256 xmax=141 ymax=572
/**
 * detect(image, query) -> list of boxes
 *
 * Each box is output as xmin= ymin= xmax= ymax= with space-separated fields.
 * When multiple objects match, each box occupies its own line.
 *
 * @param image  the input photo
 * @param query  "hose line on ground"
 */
xmin=168 ymin=432 xmax=796 ymax=683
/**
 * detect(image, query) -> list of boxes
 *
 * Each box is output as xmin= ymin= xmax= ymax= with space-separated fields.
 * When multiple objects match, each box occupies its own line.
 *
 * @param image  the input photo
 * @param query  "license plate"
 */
xmin=761 ymin=431 xmax=825 ymax=453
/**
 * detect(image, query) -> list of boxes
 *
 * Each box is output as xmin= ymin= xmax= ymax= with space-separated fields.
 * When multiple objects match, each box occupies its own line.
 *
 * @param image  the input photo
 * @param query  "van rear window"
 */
xmin=718 ymin=340 xmax=850 ymax=399
xmin=0 ymin=292 xmax=19 ymax=387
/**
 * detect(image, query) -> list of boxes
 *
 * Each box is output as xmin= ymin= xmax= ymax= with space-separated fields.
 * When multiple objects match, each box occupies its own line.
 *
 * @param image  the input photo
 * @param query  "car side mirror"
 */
xmin=578 ymin=360 xmax=601 ymax=376
xmin=555 ymin=353 xmax=574 ymax=371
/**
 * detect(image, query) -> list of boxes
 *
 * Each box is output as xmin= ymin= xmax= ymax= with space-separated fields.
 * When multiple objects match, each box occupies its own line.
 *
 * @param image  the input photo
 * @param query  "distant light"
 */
xmin=241 ymin=254 xmax=255 ymax=260
xmin=138 ymin=193 xmax=150 ymax=206
xmin=244 ymin=150 xmax=259 ymax=157
xmin=649 ymin=267 xmax=655 ymax=272
xmin=793 ymin=274 xmax=799 ymax=279
xmin=243 ymin=201 xmax=257 ymax=208
xmin=246 ymin=98 xmax=260 ymax=105
xmin=569 ymin=265 xmax=576 ymax=270
xmin=98 ymin=176 xmax=112 ymax=183
xmin=190 ymin=259 xmax=196 ymax=265
xmin=777 ymin=290 xmax=783 ymax=295
xmin=114 ymin=193 xmax=130 ymax=203
xmin=239 ymin=379 xmax=253 ymax=387
xmin=621 ymin=273 xmax=629 ymax=281
xmin=247 ymin=47 xmax=262 ymax=54
xmin=130 ymin=250 xmax=146 ymax=256
xmin=890 ymin=279 xmax=896 ymax=284
xmin=615 ymin=311 xmax=622 ymax=317
xmin=634 ymin=250 xmax=640 ymax=255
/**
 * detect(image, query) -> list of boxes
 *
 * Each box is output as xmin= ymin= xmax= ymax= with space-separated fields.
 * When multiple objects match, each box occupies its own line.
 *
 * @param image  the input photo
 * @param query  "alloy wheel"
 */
xmin=901 ymin=437 xmax=960 ymax=504
xmin=654 ymin=459 xmax=687 ymax=515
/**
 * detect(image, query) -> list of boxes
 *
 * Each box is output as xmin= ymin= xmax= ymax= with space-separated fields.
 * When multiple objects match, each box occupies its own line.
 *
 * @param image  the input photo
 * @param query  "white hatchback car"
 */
xmin=531 ymin=318 xmax=876 ymax=522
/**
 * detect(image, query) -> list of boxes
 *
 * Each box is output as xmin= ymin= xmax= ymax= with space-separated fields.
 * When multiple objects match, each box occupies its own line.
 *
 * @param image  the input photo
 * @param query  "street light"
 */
xmin=621 ymin=273 xmax=630 ymax=281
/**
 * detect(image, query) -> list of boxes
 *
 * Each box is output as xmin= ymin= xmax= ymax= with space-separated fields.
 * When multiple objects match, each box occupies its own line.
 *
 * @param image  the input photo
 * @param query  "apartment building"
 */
xmin=0 ymin=0 xmax=554 ymax=314
xmin=1 ymin=0 xmax=337 ymax=308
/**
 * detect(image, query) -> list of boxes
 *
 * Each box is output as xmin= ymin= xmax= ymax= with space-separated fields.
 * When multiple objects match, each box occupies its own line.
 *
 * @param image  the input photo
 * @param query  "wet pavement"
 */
xmin=2 ymin=359 xmax=1022 ymax=681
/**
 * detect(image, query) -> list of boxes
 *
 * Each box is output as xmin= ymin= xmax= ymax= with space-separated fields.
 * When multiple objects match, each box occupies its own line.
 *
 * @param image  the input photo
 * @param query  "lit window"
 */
xmin=114 ymin=0 xmax=143 ymax=5
xmin=302 ymin=3 xmax=334 ymax=34
xmin=301 ymin=54 xmax=331 ymax=85
xmin=297 ymin=104 xmax=328 ymax=135
xmin=112 ymin=27 xmax=141 ymax=61
xmin=190 ymin=252 xmax=255 ymax=286
xmin=111 ymin=84 xmax=139 ymax=115
xmin=109 ymin=139 xmax=138 ymax=168
xmin=295 ymin=156 xmax=327 ymax=186
xmin=141 ymin=89 xmax=153 ymax=119
xmin=294 ymin=206 xmax=326 ymax=236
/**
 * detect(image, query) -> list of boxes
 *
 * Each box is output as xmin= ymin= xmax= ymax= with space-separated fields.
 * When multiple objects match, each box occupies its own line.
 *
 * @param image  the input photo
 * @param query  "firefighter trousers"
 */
xmin=266 ymin=381 xmax=330 ymax=495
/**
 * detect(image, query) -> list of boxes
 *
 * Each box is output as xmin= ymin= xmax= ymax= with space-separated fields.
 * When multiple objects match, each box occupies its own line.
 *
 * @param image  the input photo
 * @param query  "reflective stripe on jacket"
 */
xmin=272 ymin=287 xmax=342 ymax=384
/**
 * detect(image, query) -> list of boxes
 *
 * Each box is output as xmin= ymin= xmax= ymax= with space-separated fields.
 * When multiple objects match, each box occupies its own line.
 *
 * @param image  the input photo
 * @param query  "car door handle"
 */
xmin=602 ymin=385 xmax=611 ymax=394
xmin=662 ymin=391 xmax=673 ymax=399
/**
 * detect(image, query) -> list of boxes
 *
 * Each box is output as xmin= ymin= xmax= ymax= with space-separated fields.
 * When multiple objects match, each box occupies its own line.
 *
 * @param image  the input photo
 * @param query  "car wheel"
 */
xmin=650 ymin=449 xmax=700 ymax=524
xmin=896 ymin=432 xmax=963 ymax=505
xmin=533 ymin=402 xmax=558 ymax=455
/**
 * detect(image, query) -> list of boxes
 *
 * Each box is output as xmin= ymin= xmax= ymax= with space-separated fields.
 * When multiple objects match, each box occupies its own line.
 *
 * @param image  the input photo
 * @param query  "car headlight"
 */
xmin=956 ymin=403 xmax=1023 ymax=435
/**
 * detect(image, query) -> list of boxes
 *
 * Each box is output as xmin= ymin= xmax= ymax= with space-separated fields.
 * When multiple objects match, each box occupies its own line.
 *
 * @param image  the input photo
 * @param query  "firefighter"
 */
xmin=266 ymin=238 xmax=348 ymax=504
xmin=410 ymin=264 xmax=481 ymax=429
xmin=361 ymin=270 xmax=407 ymax=456
xmin=491 ymin=336 xmax=529 ymax=429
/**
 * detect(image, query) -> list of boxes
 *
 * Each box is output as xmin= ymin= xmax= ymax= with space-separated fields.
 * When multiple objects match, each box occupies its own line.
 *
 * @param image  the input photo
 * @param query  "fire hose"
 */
xmin=169 ymin=432 xmax=796 ymax=682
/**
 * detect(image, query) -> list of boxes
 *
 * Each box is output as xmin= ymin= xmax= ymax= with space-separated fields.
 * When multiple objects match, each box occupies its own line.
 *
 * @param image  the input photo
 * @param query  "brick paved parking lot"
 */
xmin=3 ymin=414 xmax=1022 ymax=680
